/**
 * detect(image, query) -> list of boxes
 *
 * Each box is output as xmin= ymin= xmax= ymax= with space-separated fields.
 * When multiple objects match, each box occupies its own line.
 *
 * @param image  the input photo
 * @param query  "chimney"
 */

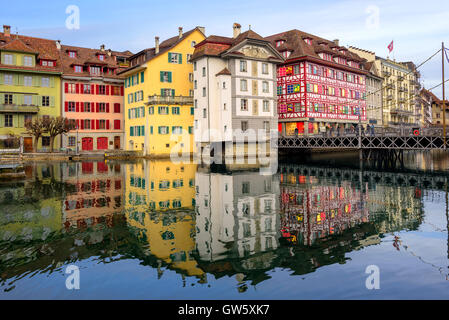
xmin=55 ymin=40 xmax=61 ymax=50
xmin=100 ymin=44 xmax=105 ymax=52
xmin=155 ymin=36 xmax=160 ymax=54
xmin=197 ymin=26 xmax=206 ymax=35
xmin=333 ymin=39 xmax=339 ymax=46
xmin=178 ymin=27 xmax=183 ymax=39
xmin=3 ymin=25 xmax=11 ymax=37
xmin=107 ymin=49 xmax=112 ymax=56
xmin=233 ymin=23 xmax=241 ymax=38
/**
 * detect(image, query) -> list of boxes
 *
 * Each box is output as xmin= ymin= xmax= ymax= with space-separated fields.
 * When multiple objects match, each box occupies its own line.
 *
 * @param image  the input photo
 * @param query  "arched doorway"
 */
xmin=97 ymin=137 xmax=108 ymax=150
xmin=82 ymin=138 xmax=93 ymax=151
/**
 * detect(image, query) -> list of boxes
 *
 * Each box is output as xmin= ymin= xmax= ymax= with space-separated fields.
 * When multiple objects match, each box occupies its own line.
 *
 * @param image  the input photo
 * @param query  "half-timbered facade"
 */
xmin=266 ymin=30 xmax=368 ymax=136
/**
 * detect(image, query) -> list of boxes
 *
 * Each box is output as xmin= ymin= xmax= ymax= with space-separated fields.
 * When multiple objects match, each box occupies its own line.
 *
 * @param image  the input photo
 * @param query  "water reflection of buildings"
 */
xmin=61 ymin=161 xmax=124 ymax=230
xmin=279 ymin=172 xmax=370 ymax=246
xmin=124 ymin=161 xmax=205 ymax=280
xmin=195 ymin=170 xmax=280 ymax=274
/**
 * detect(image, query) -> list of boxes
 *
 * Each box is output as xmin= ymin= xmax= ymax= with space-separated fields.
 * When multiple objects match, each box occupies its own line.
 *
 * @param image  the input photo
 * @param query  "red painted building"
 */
xmin=265 ymin=30 xmax=368 ymax=135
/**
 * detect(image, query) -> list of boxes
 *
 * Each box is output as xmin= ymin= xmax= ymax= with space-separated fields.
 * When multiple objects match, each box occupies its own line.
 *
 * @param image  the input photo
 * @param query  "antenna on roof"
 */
xmin=249 ymin=25 xmax=251 ymax=30
xmin=15 ymin=27 xmax=18 ymax=39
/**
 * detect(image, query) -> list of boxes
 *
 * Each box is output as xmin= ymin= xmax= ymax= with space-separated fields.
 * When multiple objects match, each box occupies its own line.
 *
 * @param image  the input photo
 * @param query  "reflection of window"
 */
xmin=264 ymin=218 xmax=272 ymax=232
xmin=242 ymin=182 xmax=250 ymax=194
xmin=242 ymin=203 xmax=249 ymax=215
xmin=243 ymin=223 xmax=251 ymax=237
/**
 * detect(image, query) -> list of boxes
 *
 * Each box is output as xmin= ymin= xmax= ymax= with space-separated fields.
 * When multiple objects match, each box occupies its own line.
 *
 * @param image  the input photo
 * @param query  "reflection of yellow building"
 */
xmin=125 ymin=160 xmax=204 ymax=277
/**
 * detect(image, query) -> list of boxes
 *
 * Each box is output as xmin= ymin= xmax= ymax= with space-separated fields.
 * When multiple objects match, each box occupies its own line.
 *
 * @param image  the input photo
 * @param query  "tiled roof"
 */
xmin=0 ymin=32 xmax=62 ymax=73
xmin=60 ymin=44 xmax=131 ymax=79
xmin=265 ymin=29 xmax=367 ymax=73
xmin=119 ymin=27 xmax=205 ymax=75
xmin=216 ymin=67 xmax=231 ymax=76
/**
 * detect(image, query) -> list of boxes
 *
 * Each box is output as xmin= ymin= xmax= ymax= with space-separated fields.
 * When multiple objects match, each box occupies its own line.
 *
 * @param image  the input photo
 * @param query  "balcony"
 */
xmin=397 ymin=75 xmax=404 ymax=81
xmin=386 ymin=95 xmax=394 ymax=101
xmin=398 ymin=98 xmax=406 ymax=103
xmin=383 ymin=71 xmax=391 ymax=77
xmin=146 ymin=95 xmax=194 ymax=106
xmin=0 ymin=104 xmax=39 ymax=113
xmin=386 ymin=83 xmax=395 ymax=90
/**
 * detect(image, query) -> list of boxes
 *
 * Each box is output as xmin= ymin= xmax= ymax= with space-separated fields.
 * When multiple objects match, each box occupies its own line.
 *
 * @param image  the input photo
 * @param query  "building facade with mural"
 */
xmin=119 ymin=27 xmax=206 ymax=157
xmin=265 ymin=30 xmax=368 ymax=136
xmin=60 ymin=44 xmax=131 ymax=151
xmin=0 ymin=25 xmax=62 ymax=152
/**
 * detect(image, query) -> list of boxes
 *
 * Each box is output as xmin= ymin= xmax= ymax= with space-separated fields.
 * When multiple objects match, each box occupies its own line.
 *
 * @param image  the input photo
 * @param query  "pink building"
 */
xmin=60 ymin=43 xmax=132 ymax=151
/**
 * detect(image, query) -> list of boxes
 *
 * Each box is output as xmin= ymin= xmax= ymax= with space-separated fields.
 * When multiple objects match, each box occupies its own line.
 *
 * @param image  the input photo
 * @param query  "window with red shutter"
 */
xmin=76 ymin=119 xmax=79 ymax=129
xmin=91 ymin=84 xmax=95 ymax=95
xmin=106 ymin=120 xmax=110 ymax=130
xmin=120 ymin=86 xmax=124 ymax=96
xmin=81 ymin=102 xmax=84 ymax=112
xmin=114 ymin=103 xmax=120 ymax=113
xmin=76 ymin=84 xmax=80 ymax=94
xmin=65 ymin=102 xmax=68 ymax=112
xmin=96 ymin=120 xmax=100 ymax=129
xmin=106 ymin=86 xmax=109 ymax=95
xmin=114 ymin=119 xmax=121 ymax=130
xmin=96 ymin=103 xmax=99 ymax=112
xmin=81 ymin=120 xmax=84 ymax=130
xmin=106 ymin=103 xmax=110 ymax=113
xmin=92 ymin=102 xmax=95 ymax=112
xmin=96 ymin=85 xmax=100 ymax=95
xmin=91 ymin=119 xmax=95 ymax=129
xmin=65 ymin=83 xmax=69 ymax=93
xmin=76 ymin=102 xmax=80 ymax=112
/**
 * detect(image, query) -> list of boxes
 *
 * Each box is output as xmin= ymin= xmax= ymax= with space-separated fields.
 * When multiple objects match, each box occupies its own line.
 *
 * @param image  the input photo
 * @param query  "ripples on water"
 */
xmin=1 ymin=151 xmax=449 ymax=299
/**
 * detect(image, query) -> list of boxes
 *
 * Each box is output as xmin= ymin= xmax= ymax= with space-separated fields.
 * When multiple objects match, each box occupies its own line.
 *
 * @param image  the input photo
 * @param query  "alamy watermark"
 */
xmin=365 ymin=265 xmax=380 ymax=290
xmin=65 ymin=5 xmax=80 ymax=30
xmin=65 ymin=265 xmax=80 ymax=290
xmin=365 ymin=5 xmax=380 ymax=30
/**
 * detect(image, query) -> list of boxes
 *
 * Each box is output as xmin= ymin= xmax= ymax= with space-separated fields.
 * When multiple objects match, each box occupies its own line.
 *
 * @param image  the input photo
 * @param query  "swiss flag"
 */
xmin=388 ymin=41 xmax=394 ymax=53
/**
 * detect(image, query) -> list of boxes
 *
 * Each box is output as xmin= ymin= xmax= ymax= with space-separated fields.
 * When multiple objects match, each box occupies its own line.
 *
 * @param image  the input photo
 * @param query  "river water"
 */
xmin=1 ymin=152 xmax=449 ymax=300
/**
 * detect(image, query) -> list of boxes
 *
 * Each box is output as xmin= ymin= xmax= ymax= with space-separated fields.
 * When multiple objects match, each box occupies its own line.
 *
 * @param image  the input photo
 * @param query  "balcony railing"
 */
xmin=386 ymin=95 xmax=394 ymax=101
xmin=398 ymin=75 xmax=404 ymax=81
xmin=383 ymin=71 xmax=391 ymax=77
xmin=0 ymin=104 xmax=39 ymax=113
xmin=386 ymin=83 xmax=395 ymax=90
xmin=146 ymin=95 xmax=194 ymax=106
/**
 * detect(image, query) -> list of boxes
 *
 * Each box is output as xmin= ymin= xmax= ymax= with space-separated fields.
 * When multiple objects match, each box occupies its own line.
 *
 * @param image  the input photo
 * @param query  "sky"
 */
xmin=1 ymin=0 xmax=449 ymax=97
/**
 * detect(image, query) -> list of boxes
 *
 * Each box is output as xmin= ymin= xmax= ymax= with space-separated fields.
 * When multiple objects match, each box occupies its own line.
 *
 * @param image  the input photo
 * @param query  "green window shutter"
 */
xmin=136 ymin=74 xmax=139 ymax=85
xmin=12 ymin=55 xmax=17 ymax=65
xmin=50 ymin=96 xmax=55 ymax=107
xmin=150 ymin=126 xmax=153 ymax=134
xmin=161 ymin=89 xmax=164 ymax=96
xmin=160 ymin=71 xmax=164 ymax=82
xmin=50 ymin=77 xmax=55 ymax=88
xmin=18 ymin=75 xmax=23 ymax=86
xmin=141 ymin=126 xmax=145 ymax=136
xmin=0 ymin=74 xmax=3 ymax=85
xmin=12 ymin=94 xmax=18 ymax=105
xmin=33 ymin=76 xmax=40 ymax=87
xmin=0 ymin=114 xmax=3 ymax=127
xmin=168 ymin=53 xmax=172 ymax=63
xmin=171 ymin=89 xmax=175 ymax=97
xmin=141 ymin=72 xmax=144 ymax=83
xmin=134 ymin=92 xmax=137 ymax=101
xmin=13 ymin=75 xmax=19 ymax=86
xmin=18 ymin=115 xmax=24 ymax=128
xmin=178 ymin=54 xmax=182 ymax=64
xmin=32 ymin=95 xmax=39 ymax=106
xmin=130 ymin=127 xmax=134 ymax=137
xmin=168 ymin=72 xmax=172 ymax=83
xmin=13 ymin=115 xmax=18 ymax=127
xmin=158 ymin=126 xmax=161 ymax=134
xmin=0 ymin=54 xmax=4 ymax=65
xmin=141 ymin=106 xmax=145 ymax=117
xmin=0 ymin=94 xmax=3 ymax=104
xmin=128 ymin=109 xmax=131 ymax=119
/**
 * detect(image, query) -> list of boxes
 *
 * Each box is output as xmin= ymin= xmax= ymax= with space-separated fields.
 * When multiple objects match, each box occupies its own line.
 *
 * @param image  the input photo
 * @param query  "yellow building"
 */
xmin=125 ymin=160 xmax=204 ymax=278
xmin=119 ymin=27 xmax=206 ymax=157
xmin=0 ymin=26 xmax=62 ymax=152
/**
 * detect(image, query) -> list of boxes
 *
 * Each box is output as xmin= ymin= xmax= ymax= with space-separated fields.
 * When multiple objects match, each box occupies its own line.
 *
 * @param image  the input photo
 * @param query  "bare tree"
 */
xmin=44 ymin=117 xmax=77 ymax=153
xmin=25 ymin=118 xmax=48 ymax=153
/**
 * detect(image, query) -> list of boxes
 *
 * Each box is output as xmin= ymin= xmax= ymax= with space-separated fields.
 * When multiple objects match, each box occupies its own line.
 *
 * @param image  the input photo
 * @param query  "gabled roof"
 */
xmin=216 ymin=67 xmax=231 ymax=76
xmin=265 ymin=29 xmax=367 ymax=74
xmin=191 ymin=29 xmax=284 ymax=63
xmin=0 ymin=32 xmax=62 ymax=73
xmin=60 ymin=44 xmax=131 ymax=79
xmin=119 ymin=27 xmax=206 ymax=75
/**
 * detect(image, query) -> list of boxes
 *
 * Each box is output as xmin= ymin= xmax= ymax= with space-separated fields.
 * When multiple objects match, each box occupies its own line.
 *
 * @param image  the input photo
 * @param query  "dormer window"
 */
xmin=41 ymin=60 xmax=55 ymax=67
xmin=68 ymin=51 xmax=76 ymax=58
xmin=276 ymin=40 xmax=285 ymax=48
xmin=74 ymin=65 xmax=83 ymax=73
xmin=90 ymin=66 xmax=101 ymax=76
xmin=282 ymin=51 xmax=292 ymax=58
xmin=98 ymin=54 xmax=105 ymax=61
xmin=304 ymin=38 xmax=312 ymax=45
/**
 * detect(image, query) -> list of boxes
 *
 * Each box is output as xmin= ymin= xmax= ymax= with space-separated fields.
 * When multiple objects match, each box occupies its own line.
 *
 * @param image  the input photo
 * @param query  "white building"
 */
xmin=191 ymin=23 xmax=284 ymax=162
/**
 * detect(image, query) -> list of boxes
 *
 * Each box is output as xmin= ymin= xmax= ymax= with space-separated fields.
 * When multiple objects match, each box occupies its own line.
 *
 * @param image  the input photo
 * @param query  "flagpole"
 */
xmin=443 ymin=42 xmax=446 ymax=149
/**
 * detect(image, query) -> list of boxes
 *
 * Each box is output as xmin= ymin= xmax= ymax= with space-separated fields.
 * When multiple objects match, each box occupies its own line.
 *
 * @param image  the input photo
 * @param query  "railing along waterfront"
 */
xmin=146 ymin=95 xmax=193 ymax=106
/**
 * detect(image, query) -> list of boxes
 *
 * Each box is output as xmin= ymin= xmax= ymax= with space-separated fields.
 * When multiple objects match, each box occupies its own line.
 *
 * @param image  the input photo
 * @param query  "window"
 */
xmin=187 ymin=54 xmax=193 ymax=63
xmin=112 ymin=86 xmax=121 ymax=96
xmin=263 ymin=121 xmax=270 ymax=133
xmin=68 ymin=137 xmax=76 ymax=147
xmin=42 ymin=137 xmax=50 ymax=147
xmin=240 ymin=79 xmax=248 ymax=91
xmin=223 ymin=82 xmax=226 ymax=89
xmin=68 ymin=51 xmax=76 ymax=58
xmin=82 ymin=84 xmax=91 ymax=94
xmin=203 ymin=108 xmax=207 ymax=118
xmin=98 ymin=120 xmax=106 ymax=129
xmin=4 ymin=74 xmax=13 ymax=85
xmin=202 ymin=67 xmax=206 ymax=77
xmin=158 ymin=126 xmax=169 ymax=134
xmin=149 ymin=106 xmax=154 ymax=114
xmin=172 ymin=126 xmax=183 ymax=134
xmin=262 ymin=63 xmax=269 ymax=74
xmin=90 ymin=66 xmax=101 ymax=76
xmin=158 ymin=106 xmax=169 ymax=115
xmin=41 ymin=77 xmax=49 ymax=87
xmin=202 ymin=87 xmax=206 ymax=97
xmin=161 ymin=88 xmax=173 ymax=97
xmin=98 ymin=103 xmax=106 ymax=113
xmin=4 ymin=115 xmax=13 ymax=127
xmin=4 ymin=54 xmax=13 ymax=65
xmin=262 ymin=81 xmax=269 ymax=93
xmin=263 ymin=100 xmax=270 ymax=112
xmin=241 ymin=121 xmax=248 ymax=132
xmin=98 ymin=85 xmax=106 ymax=95
xmin=83 ymin=119 xmax=91 ymax=129
xmin=84 ymin=102 xmax=91 ymax=112
xmin=224 ymin=103 xmax=227 ymax=111
xmin=24 ymin=76 xmax=32 ymax=87
xmin=282 ymin=51 xmax=292 ymax=58
xmin=42 ymin=96 xmax=50 ymax=106
xmin=193 ymin=62 xmax=197 ymax=71
xmin=98 ymin=54 xmax=105 ymax=61
xmin=24 ymin=115 xmax=32 ymax=126
xmin=24 ymin=56 xmax=33 ymax=66
xmin=242 ymin=182 xmax=250 ymax=194
xmin=161 ymin=71 xmax=172 ymax=83
xmin=74 ymin=65 xmax=82 ymax=73
xmin=241 ymin=99 xmax=248 ymax=111
xmin=114 ymin=103 xmax=120 ymax=113
xmin=4 ymin=94 xmax=13 ymax=104
xmin=169 ymin=52 xmax=182 ymax=64
xmin=189 ymin=73 xmax=193 ymax=82
xmin=172 ymin=107 xmax=180 ymax=115
xmin=68 ymin=102 xmax=75 ymax=112
xmin=240 ymin=60 xmax=247 ymax=72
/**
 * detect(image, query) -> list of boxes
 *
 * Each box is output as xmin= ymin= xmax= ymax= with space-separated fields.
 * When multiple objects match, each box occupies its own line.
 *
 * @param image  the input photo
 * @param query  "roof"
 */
xmin=191 ymin=29 xmax=283 ymax=62
xmin=216 ymin=67 xmax=231 ymax=76
xmin=60 ymin=44 xmax=132 ymax=79
xmin=265 ymin=29 xmax=368 ymax=74
xmin=0 ymin=32 xmax=62 ymax=73
xmin=119 ymin=27 xmax=205 ymax=75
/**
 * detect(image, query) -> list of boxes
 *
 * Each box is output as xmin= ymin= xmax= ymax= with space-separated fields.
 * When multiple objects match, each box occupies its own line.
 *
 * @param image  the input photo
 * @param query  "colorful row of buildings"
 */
xmin=0 ymin=23 xmax=439 ymax=155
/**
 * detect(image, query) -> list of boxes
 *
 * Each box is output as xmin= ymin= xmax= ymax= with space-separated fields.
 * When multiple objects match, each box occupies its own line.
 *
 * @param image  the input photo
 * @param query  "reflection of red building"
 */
xmin=62 ymin=162 xmax=123 ymax=229
xmin=280 ymin=173 xmax=369 ymax=246
xmin=265 ymin=30 xmax=368 ymax=135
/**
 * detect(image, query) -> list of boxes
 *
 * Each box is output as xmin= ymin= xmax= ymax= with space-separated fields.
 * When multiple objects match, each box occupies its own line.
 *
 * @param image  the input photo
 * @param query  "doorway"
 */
xmin=114 ymin=136 xmax=120 ymax=150
xmin=24 ymin=137 xmax=33 ymax=153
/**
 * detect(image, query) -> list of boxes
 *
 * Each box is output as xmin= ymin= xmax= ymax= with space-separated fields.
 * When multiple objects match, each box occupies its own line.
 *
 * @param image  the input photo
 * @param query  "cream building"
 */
xmin=349 ymin=47 xmax=421 ymax=127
